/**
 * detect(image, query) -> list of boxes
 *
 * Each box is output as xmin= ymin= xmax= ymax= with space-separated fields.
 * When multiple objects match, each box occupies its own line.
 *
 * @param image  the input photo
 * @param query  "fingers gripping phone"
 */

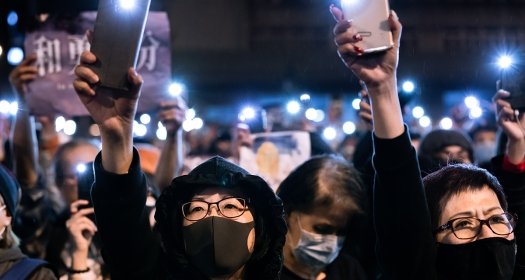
xmin=89 ymin=0 xmax=151 ymax=91
xmin=340 ymin=0 xmax=394 ymax=53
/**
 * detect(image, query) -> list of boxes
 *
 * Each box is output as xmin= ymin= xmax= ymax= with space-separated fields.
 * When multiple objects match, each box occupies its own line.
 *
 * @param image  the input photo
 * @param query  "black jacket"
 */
xmin=92 ymin=149 xmax=287 ymax=279
xmin=372 ymin=127 xmax=525 ymax=280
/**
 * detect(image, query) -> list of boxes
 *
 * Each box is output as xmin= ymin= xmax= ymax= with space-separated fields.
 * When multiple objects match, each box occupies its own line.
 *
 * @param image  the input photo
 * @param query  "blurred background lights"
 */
xmin=182 ymin=119 xmax=194 ymax=132
xmin=305 ymin=108 xmax=317 ymax=121
xmin=119 ymin=0 xmax=136 ymax=10
xmin=0 ymin=100 xmax=9 ymax=114
xmin=322 ymin=127 xmax=337 ymax=141
xmin=156 ymin=126 xmax=167 ymax=140
xmin=286 ymin=100 xmax=301 ymax=114
xmin=439 ymin=117 xmax=453 ymax=130
xmin=352 ymin=98 xmax=361 ymax=110
xmin=133 ymin=121 xmax=148 ymax=137
xmin=76 ymin=163 xmax=87 ymax=174
xmin=313 ymin=110 xmax=325 ymax=123
xmin=412 ymin=106 xmax=425 ymax=119
xmin=469 ymin=107 xmax=483 ymax=119
xmin=0 ymin=45 xmax=3 ymax=57
xmin=139 ymin=113 xmax=151 ymax=125
xmin=300 ymin=93 xmax=310 ymax=102
xmin=402 ymin=80 xmax=415 ymax=93
xmin=343 ymin=121 xmax=356 ymax=135
xmin=63 ymin=120 xmax=77 ymax=136
xmin=464 ymin=96 xmax=480 ymax=109
xmin=55 ymin=116 xmax=66 ymax=132
xmin=7 ymin=47 xmax=24 ymax=65
xmin=8 ymin=102 xmax=18 ymax=115
xmin=7 ymin=11 xmax=18 ymax=26
xmin=498 ymin=55 xmax=513 ymax=69
xmin=192 ymin=117 xmax=204 ymax=130
xmin=89 ymin=124 xmax=100 ymax=137
xmin=341 ymin=0 xmax=359 ymax=5
xmin=419 ymin=116 xmax=431 ymax=128
xmin=239 ymin=107 xmax=255 ymax=121
xmin=185 ymin=108 xmax=196 ymax=120
xmin=168 ymin=82 xmax=185 ymax=97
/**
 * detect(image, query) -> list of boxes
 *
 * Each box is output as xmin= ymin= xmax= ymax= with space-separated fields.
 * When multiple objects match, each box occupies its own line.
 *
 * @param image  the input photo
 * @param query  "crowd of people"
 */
xmin=0 ymin=5 xmax=522 ymax=280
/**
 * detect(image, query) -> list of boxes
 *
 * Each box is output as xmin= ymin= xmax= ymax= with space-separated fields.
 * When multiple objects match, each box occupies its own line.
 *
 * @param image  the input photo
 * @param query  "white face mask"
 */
xmin=291 ymin=219 xmax=345 ymax=270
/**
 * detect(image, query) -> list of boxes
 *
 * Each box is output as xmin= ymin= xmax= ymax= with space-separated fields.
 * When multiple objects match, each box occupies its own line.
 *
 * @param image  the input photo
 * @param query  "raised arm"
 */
xmin=331 ymin=6 xmax=436 ymax=279
xmin=154 ymin=98 xmax=186 ymax=192
xmin=493 ymin=89 xmax=525 ymax=278
xmin=9 ymin=55 xmax=39 ymax=188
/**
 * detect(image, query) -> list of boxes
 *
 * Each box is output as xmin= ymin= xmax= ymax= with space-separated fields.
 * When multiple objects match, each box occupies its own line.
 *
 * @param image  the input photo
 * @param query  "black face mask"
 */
xmin=436 ymin=237 xmax=516 ymax=280
xmin=182 ymin=216 xmax=254 ymax=278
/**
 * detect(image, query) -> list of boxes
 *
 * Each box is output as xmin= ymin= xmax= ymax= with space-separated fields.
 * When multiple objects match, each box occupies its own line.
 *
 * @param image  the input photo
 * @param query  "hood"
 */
xmin=155 ymin=156 xmax=286 ymax=279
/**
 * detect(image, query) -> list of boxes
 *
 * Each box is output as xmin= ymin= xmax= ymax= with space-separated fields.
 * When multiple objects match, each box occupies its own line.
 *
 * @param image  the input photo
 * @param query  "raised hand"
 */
xmin=9 ymin=54 xmax=38 ymax=99
xmin=331 ymin=6 xmax=401 ymax=89
xmin=493 ymin=89 xmax=525 ymax=163
xmin=66 ymin=200 xmax=97 ymax=254
xmin=158 ymin=97 xmax=187 ymax=136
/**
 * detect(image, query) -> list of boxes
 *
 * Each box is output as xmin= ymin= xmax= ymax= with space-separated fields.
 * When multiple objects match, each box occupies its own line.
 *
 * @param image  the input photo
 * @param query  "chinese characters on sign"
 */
xmin=24 ymin=12 xmax=171 ymax=117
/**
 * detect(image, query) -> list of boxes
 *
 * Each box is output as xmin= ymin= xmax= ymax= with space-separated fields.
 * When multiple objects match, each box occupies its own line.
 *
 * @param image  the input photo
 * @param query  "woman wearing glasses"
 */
xmin=330 ymin=5 xmax=524 ymax=280
xmin=72 ymin=50 xmax=286 ymax=279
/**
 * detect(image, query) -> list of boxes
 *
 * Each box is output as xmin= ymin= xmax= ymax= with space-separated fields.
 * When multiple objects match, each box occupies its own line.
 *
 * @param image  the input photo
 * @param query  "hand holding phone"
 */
xmin=340 ymin=0 xmax=394 ymax=53
xmin=89 ymin=0 xmax=151 ymax=91
xmin=499 ymin=68 xmax=525 ymax=111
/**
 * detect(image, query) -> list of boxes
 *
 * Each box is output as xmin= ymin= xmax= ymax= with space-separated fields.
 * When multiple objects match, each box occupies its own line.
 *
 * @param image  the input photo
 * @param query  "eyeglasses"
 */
xmin=181 ymin=197 xmax=249 ymax=221
xmin=434 ymin=212 xmax=517 ymax=240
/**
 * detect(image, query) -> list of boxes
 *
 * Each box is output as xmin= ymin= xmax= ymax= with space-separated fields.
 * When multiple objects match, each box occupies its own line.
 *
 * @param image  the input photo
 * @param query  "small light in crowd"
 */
xmin=402 ymin=81 xmax=415 ymax=93
xmin=156 ymin=127 xmax=167 ymax=140
xmin=7 ymin=47 xmax=24 ymax=65
xmin=158 ymin=121 xmax=164 ymax=128
xmin=412 ymin=106 xmax=425 ymax=119
xmin=352 ymin=98 xmax=361 ymax=110
xmin=439 ymin=117 xmax=453 ymax=130
xmin=63 ymin=120 xmax=77 ymax=136
xmin=305 ymin=108 xmax=317 ymax=121
xmin=89 ymin=124 xmax=100 ymax=137
xmin=8 ymin=102 xmax=18 ymax=115
xmin=182 ymin=119 xmax=194 ymax=132
xmin=192 ymin=117 xmax=204 ymax=130
xmin=300 ymin=93 xmax=311 ymax=102
xmin=0 ymin=45 xmax=3 ymax=57
xmin=286 ymin=100 xmax=301 ymax=115
xmin=419 ymin=116 xmax=431 ymax=128
xmin=168 ymin=82 xmax=185 ymax=97
xmin=186 ymin=108 xmax=196 ymax=120
xmin=239 ymin=107 xmax=256 ymax=121
xmin=343 ymin=121 xmax=356 ymax=135
xmin=7 ymin=11 xmax=18 ymax=26
xmin=133 ymin=120 xmax=148 ymax=137
xmin=140 ymin=113 xmax=151 ymax=125
xmin=464 ymin=96 xmax=480 ymax=109
xmin=341 ymin=0 xmax=359 ymax=5
xmin=76 ymin=163 xmax=87 ymax=174
xmin=323 ymin=127 xmax=337 ymax=141
xmin=313 ymin=110 xmax=325 ymax=123
xmin=0 ymin=100 xmax=9 ymax=114
xmin=469 ymin=107 xmax=483 ymax=119
xmin=55 ymin=116 xmax=66 ymax=132
xmin=497 ymin=55 xmax=513 ymax=70
xmin=119 ymin=0 xmax=136 ymax=10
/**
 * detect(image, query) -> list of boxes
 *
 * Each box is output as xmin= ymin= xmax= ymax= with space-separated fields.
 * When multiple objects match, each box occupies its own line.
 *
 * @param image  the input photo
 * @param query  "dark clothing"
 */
xmin=280 ymin=253 xmax=367 ymax=280
xmin=92 ymin=150 xmax=286 ymax=279
xmin=371 ymin=127 xmax=525 ymax=280
xmin=0 ymin=247 xmax=56 ymax=279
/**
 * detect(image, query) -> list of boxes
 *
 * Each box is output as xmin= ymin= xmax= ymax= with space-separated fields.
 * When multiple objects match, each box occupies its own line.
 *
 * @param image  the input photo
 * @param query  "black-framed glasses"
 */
xmin=181 ymin=197 xmax=249 ymax=221
xmin=434 ymin=212 xmax=517 ymax=240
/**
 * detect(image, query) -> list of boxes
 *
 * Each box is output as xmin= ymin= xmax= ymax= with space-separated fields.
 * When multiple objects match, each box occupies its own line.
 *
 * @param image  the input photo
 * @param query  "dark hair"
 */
xmin=277 ymin=155 xmax=365 ymax=217
xmin=423 ymin=163 xmax=508 ymax=229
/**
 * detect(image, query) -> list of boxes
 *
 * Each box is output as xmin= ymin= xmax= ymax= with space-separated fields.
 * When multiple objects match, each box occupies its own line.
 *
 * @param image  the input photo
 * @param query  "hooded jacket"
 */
xmin=93 ymin=150 xmax=286 ymax=280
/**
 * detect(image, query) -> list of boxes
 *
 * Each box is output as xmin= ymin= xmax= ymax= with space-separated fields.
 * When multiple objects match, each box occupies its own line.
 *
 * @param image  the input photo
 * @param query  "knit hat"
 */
xmin=0 ymin=166 xmax=20 ymax=219
xmin=419 ymin=129 xmax=474 ymax=162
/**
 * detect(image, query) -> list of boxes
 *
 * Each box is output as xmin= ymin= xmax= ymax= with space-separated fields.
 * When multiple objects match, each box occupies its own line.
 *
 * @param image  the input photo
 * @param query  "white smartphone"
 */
xmin=340 ymin=0 xmax=394 ymax=53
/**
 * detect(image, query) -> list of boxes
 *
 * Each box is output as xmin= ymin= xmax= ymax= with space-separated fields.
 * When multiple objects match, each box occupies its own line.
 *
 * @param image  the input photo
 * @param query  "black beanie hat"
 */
xmin=0 ymin=166 xmax=20 ymax=219
xmin=419 ymin=129 xmax=474 ymax=162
